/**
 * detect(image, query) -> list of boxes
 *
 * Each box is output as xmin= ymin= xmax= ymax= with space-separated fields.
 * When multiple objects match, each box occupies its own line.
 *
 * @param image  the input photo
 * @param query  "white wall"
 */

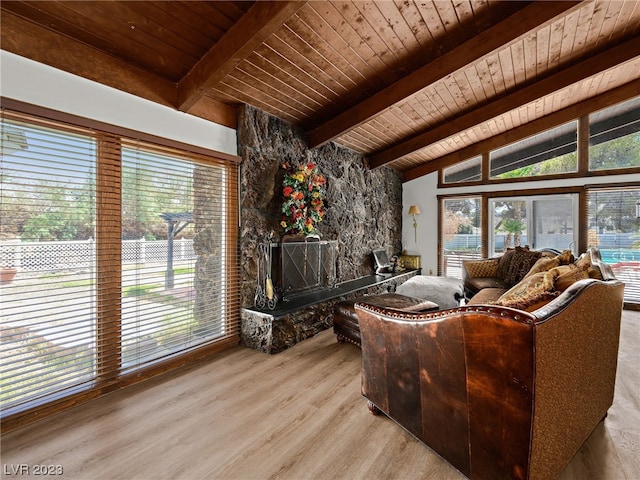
xmin=403 ymin=171 xmax=639 ymax=275
xmin=0 ymin=51 xmax=237 ymax=156
xmin=402 ymin=172 xmax=439 ymax=275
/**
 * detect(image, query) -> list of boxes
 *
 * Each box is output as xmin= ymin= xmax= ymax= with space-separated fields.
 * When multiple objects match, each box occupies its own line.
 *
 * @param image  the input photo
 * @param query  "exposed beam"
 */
xmin=371 ymin=35 xmax=640 ymax=169
xmin=402 ymin=79 xmax=640 ymax=182
xmin=308 ymin=1 xmax=580 ymax=149
xmin=187 ymin=96 xmax=239 ymax=130
xmin=177 ymin=1 xmax=307 ymax=112
xmin=0 ymin=10 xmax=177 ymax=108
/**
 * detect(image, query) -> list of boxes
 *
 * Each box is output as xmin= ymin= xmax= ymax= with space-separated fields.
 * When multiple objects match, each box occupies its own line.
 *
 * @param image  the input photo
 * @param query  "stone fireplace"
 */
xmin=238 ymin=105 xmax=404 ymax=351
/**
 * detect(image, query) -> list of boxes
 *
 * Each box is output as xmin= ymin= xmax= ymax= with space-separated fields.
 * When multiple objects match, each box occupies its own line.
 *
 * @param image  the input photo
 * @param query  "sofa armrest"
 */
xmin=528 ymin=277 xmax=624 ymax=479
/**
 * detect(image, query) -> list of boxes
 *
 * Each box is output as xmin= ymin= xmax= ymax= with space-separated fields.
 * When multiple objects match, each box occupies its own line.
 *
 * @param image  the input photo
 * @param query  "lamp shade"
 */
xmin=408 ymin=205 xmax=421 ymax=216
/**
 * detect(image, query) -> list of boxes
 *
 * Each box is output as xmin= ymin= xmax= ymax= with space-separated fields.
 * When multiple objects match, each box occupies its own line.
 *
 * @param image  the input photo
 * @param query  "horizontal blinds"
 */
xmin=118 ymin=140 xmax=240 ymax=373
xmin=490 ymin=121 xmax=577 ymax=177
xmin=1 ymin=108 xmax=240 ymax=419
xmin=1 ymin=112 xmax=98 ymax=414
xmin=441 ymin=197 xmax=483 ymax=278
xmin=586 ymin=187 xmax=640 ymax=304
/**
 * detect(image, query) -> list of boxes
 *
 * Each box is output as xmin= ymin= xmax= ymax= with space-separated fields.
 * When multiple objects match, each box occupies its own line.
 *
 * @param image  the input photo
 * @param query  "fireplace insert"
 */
xmin=279 ymin=239 xmax=338 ymax=298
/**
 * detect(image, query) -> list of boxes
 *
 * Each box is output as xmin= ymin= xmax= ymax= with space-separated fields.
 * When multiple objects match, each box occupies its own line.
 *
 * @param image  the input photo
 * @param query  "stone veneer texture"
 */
xmin=238 ymin=105 xmax=404 ymax=309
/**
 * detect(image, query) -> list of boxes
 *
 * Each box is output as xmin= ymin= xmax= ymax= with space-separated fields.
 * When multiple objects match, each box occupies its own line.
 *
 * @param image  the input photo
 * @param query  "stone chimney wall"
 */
xmin=238 ymin=105 xmax=403 ymax=308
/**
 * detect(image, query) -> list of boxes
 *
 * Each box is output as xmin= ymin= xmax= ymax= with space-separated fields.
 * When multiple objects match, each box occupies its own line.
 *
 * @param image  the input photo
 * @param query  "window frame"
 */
xmin=437 ymin=96 xmax=640 ymax=188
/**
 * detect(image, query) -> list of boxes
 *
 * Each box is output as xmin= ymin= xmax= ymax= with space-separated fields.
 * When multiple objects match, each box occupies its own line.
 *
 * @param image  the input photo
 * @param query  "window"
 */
xmin=490 ymin=122 xmax=578 ymax=179
xmin=587 ymin=187 xmax=640 ymax=304
xmin=443 ymin=156 xmax=481 ymax=184
xmin=488 ymin=194 xmax=578 ymax=257
xmin=1 ymin=115 xmax=98 ymax=415
xmin=120 ymin=142 xmax=233 ymax=373
xmin=589 ymin=96 xmax=640 ymax=171
xmin=441 ymin=197 xmax=482 ymax=278
xmin=1 ymin=108 xmax=240 ymax=420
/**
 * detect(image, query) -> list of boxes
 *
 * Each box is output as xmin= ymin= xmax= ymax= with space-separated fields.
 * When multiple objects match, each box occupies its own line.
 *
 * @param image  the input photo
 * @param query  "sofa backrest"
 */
xmin=490 ymin=247 xmax=619 ymax=312
xmin=356 ymin=265 xmax=624 ymax=480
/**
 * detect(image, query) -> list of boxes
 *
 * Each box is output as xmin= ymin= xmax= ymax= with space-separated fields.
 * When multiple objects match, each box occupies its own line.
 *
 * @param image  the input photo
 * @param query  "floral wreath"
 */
xmin=280 ymin=162 xmax=326 ymax=236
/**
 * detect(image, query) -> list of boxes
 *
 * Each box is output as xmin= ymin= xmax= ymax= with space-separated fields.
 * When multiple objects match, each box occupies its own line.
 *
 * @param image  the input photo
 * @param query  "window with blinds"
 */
xmin=1 ymin=108 xmax=240 ymax=421
xmin=589 ymin=96 xmax=640 ymax=171
xmin=587 ymin=187 xmax=640 ymax=305
xmin=1 ymin=115 xmax=98 ymax=416
xmin=442 ymin=156 xmax=482 ymax=184
xmin=440 ymin=197 xmax=483 ymax=278
xmin=490 ymin=121 xmax=578 ymax=179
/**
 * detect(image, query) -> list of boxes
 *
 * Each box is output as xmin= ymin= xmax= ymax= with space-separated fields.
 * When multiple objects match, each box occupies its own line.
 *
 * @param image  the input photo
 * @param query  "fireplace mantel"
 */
xmin=241 ymin=269 xmax=419 ymax=353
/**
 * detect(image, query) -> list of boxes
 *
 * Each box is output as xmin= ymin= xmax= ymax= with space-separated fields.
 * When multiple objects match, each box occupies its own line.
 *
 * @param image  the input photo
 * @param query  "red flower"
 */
xmin=283 ymin=186 xmax=293 ymax=197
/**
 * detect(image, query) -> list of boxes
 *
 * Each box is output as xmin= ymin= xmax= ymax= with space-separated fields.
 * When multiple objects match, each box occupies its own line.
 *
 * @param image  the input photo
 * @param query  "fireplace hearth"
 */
xmin=242 ymin=269 xmax=419 ymax=353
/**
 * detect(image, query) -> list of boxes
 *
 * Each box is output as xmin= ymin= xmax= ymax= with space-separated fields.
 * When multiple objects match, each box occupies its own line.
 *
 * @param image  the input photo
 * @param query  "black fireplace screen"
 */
xmin=279 ymin=240 xmax=338 ymax=297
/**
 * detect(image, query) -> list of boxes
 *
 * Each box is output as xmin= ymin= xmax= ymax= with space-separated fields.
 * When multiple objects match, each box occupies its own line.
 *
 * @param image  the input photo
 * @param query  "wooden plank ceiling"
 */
xmin=2 ymin=1 xmax=639 ymax=181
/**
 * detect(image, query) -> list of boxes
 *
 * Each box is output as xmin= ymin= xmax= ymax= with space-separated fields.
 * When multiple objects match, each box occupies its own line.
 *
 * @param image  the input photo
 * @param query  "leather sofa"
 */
xmin=355 ymin=248 xmax=624 ymax=480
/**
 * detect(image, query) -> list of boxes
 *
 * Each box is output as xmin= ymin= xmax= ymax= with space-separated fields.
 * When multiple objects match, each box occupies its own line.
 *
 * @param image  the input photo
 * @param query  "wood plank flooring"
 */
xmin=2 ymin=311 xmax=638 ymax=480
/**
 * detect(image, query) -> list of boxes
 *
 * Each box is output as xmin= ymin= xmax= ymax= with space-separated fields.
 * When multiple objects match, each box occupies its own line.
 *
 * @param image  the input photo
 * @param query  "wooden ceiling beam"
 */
xmin=0 ymin=10 xmax=177 ymax=108
xmin=370 ymin=35 xmax=640 ymax=169
xmin=401 ymin=79 xmax=640 ymax=182
xmin=308 ymin=0 xmax=581 ymax=149
xmin=177 ymin=1 xmax=307 ymax=112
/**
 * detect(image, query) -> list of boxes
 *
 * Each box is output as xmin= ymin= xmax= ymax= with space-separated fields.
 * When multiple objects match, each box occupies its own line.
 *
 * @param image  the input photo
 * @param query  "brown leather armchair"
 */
xmin=355 ymin=275 xmax=624 ymax=480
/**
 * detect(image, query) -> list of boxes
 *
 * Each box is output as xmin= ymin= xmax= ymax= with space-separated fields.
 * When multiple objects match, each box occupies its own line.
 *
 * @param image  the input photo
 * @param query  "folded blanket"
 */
xmin=395 ymin=275 xmax=464 ymax=310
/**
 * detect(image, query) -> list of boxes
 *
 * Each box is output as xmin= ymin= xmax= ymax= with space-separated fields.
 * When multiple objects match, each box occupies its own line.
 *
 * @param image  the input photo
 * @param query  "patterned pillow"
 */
xmin=524 ymin=249 xmax=575 ymax=278
xmin=556 ymin=250 xmax=575 ymax=265
xmin=574 ymin=251 xmax=592 ymax=270
xmin=524 ymin=256 xmax=560 ymax=279
xmin=464 ymin=258 xmax=499 ymax=278
xmin=493 ymin=271 xmax=559 ymax=311
xmin=496 ymin=248 xmax=515 ymax=282
xmin=588 ymin=267 xmax=603 ymax=280
xmin=573 ymin=251 xmax=604 ymax=280
xmin=504 ymin=246 xmax=542 ymax=287
xmin=549 ymin=264 xmax=590 ymax=291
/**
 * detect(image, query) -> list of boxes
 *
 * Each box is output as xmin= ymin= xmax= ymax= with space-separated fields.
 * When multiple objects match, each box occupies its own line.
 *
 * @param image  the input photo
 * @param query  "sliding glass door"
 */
xmin=1 ymin=108 xmax=240 ymax=422
xmin=489 ymin=194 xmax=578 ymax=257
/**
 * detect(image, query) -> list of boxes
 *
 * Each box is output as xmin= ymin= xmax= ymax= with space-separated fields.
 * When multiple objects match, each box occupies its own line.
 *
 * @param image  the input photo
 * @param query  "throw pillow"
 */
xmin=524 ymin=256 xmax=560 ymax=279
xmin=493 ymin=270 xmax=559 ymax=312
xmin=496 ymin=248 xmax=515 ymax=281
xmin=573 ymin=250 xmax=604 ymax=280
xmin=574 ymin=251 xmax=592 ymax=270
xmin=524 ymin=249 xmax=575 ymax=278
xmin=504 ymin=246 xmax=541 ymax=287
xmin=464 ymin=258 xmax=499 ymax=278
xmin=549 ymin=264 xmax=590 ymax=291
xmin=556 ymin=249 xmax=575 ymax=265
xmin=588 ymin=267 xmax=604 ymax=280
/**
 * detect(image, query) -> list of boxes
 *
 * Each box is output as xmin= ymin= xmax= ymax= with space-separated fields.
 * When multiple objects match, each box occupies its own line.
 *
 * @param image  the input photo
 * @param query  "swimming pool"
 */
xmin=599 ymin=248 xmax=640 ymax=264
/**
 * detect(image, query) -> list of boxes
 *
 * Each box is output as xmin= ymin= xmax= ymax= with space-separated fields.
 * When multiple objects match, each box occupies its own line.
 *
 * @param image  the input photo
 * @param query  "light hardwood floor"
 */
xmin=2 ymin=311 xmax=638 ymax=480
